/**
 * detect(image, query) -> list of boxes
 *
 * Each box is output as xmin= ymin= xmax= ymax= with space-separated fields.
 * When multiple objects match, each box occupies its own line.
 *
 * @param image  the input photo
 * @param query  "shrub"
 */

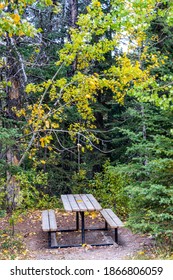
xmin=89 ymin=162 xmax=129 ymax=219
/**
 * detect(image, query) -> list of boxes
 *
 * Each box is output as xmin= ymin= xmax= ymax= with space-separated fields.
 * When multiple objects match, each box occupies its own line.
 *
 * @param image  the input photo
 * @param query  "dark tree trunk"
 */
xmin=67 ymin=0 xmax=78 ymax=75
xmin=5 ymin=36 xmax=25 ymax=211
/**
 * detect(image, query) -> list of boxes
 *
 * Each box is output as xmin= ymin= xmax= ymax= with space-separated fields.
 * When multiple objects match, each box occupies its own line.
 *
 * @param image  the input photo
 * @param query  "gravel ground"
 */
xmin=15 ymin=210 xmax=153 ymax=260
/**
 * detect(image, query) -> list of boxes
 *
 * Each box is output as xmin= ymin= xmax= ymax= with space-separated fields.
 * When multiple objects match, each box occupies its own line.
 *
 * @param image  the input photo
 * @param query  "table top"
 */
xmin=61 ymin=194 xmax=102 ymax=212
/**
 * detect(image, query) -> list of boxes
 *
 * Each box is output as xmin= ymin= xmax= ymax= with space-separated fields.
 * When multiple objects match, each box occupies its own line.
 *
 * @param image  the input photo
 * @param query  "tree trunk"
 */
xmin=5 ymin=36 xmax=25 ymax=211
xmin=141 ymin=104 xmax=148 ymax=166
xmin=70 ymin=0 xmax=78 ymax=28
xmin=68 ymin=0 xmax=78 ymax=75
xmin=6 ymin=150 xmax=20 ymax=211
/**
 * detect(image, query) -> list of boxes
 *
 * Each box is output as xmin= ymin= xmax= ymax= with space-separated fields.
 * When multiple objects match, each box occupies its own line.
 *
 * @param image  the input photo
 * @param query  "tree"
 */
xmin=99 ymin=0 xmax=173 ymax=248
xmin=0 ymin=0 xmax=38 ymax=210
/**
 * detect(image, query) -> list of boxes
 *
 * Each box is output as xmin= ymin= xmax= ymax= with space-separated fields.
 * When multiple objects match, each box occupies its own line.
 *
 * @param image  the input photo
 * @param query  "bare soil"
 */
xmin=0 ymin=210 xmax=154 ymax=260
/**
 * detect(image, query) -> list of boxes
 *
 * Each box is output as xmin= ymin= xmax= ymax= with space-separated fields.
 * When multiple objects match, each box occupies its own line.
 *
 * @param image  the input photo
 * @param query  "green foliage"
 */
xmin=0 ymin=179 xmax=6 ymax=210
xmin=112 ymin=101 xmax=173 ymax=249
xmin=0 ymin=127 xmax=20 ymax=148
xmin=71 ymin=169 xmax=90 ymax=194
xmin=126 ymin=181 xmax=173 ymax=249
xmin=89 ymin=162 xmax=129 ymax=219
xmin=15 ymin=170 xmax=59 ymax=210
xmin=0 ymin=210 xmax=6 ymax=218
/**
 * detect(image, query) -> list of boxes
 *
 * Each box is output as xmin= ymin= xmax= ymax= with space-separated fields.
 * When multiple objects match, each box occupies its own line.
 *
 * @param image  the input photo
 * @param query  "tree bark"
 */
xmin=4 ymin=35 xmax=25 ymax=211
xmin=68 ymin=0 xmax=78 ymax=75
xmin=70 ymin=0 xmax=78 ymax=28
xmin=141 ymin=104 xmax=148 ymax=166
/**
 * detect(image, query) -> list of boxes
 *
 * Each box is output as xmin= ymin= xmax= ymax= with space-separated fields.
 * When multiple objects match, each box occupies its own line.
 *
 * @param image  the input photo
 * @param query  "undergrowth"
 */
xmin=0 ymin=229 xmax=28 ymax=260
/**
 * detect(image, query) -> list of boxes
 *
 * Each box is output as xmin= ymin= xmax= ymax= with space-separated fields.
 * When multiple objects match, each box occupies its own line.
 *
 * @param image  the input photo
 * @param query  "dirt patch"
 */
xmin=0 ymin=210 xmax=154 ymax=260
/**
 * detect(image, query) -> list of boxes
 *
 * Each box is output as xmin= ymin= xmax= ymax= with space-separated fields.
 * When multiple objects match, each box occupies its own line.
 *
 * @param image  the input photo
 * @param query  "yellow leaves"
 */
xmin=2 ymin=250 xmax=8 ymax=254
xmin=102 ymin=53 xmax=158 ymax=104
xmin=51 ymin=122 xmax=59 ymax=129
xmin=49 ymin=85 xmax=57 ymax=100
xmin=91 ymin=212 xmax=97 ymax=219
xmin=96 ymin=1 xmax=101 ymax=7
xmin=25 ymin=83 xmax=37 ymax=94
xmin=45 ymin=0 xmax=53 ymax=6
xmin=2 ymin=233 xmax=8 ymax=237
xmin=0 ymin=3 xmax=5 ymax=9
xmin=58 ymin=78 xmax=67 ymax=87
xmin=40 ymin=160 xmax=46 ymax=164
xmin=45 ymin=120 xmax=50 ymax=129
xmin=28 ymin=119 xmax=32 ymax=126
xmin=138 ymin=251 xmax=145 ymax=255
xmin=44 ymin=119 xmax=60 ymax=130
xmin=28 ymin=148 xmax=37 ymax=159
xmin=40 ymin=137 xmax=45 ymax=148
xmin=34 ymin=48 xmax=40 ymax=53
xmin=40 ymin=135 xmax=53 ymax=148
xmin=11 ymin=14 xmax=20 ymax=24
xmin=17 ymin=217 xmax=24 ymax=223
xmin=86 ymin=144 xmax=93 ymax=151
xmin=62 ymin=73 xmax=98 ymax=122
xmin=136 ymin=31 xmax=147 ymax=47
xmin=86 ymin=94 xmax=91 ymax=99
xmin=18 ymin=30 xmax=25 ymax=36
xmin=16 ymin=108 xmax=26 ymax=117
xmin=31 ymin=104 xmax=44 ymax=119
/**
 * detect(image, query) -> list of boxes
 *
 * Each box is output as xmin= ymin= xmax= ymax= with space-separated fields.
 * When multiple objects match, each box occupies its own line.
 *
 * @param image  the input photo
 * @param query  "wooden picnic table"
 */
xmin=61 ymin=194 xmax=102 ymax=245
xmin=42 ymin=194 xmax=123 ymax=248
xmin=61 ymin=194 xmax=102 ymax=212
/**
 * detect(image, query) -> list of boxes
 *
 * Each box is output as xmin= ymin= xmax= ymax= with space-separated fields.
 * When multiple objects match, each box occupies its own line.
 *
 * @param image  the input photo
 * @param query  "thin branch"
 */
xmin=53 ymin=131 xmax=76 ymax=154
xmin=18 ymin=132 xmax=36 ymax=166
xmin=38 ymin=62 xmax=64 ymax=108
xmin=78 ymin=134 xmax=115 ymax=154
xmin=9 ymin=37 xmax=28 ymax=84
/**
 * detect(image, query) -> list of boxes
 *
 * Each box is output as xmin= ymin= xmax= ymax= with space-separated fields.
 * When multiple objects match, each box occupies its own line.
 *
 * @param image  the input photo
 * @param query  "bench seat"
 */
xmin=100 ymin=209 xmax=123 ymax=228
xmin=42 ymin=210 xmax=58 ymax=247
xmin=100 ymin=208 xmax=124 ymax=244
xmin=42 ymin=209 xmax=58 ymax=232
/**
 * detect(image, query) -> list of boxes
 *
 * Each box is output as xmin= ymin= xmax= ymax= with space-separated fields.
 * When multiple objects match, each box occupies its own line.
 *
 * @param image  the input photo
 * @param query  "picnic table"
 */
xmin=42 ymin=193 xmax=124 ymax=248
xmin=61 ymin=194 xmax=102 ymax=245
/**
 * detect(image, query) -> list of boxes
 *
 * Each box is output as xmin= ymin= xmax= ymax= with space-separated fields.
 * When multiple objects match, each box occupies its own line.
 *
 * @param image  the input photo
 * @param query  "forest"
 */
xmin=0 ymin=0 xmax=173 ymax=259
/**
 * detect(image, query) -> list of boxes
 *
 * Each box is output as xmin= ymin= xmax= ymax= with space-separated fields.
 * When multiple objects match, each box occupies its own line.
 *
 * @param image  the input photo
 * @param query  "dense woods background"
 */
xmin=0 ymin=0 xmax=173 ymax=252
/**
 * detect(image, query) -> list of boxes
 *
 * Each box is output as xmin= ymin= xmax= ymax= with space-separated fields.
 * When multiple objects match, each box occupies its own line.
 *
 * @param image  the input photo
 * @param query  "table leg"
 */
xmin=76 ymin=212 xmax=79 ymax=230
xmin=115 ymin=228 xmax=118 ymax=243
xmin=48 ymin=232 xmax=51 ymax=248
xmin=105 ymin=221 xmax=108 ymax=230
xmin=80 ymin=212 xmax=85 ymax=244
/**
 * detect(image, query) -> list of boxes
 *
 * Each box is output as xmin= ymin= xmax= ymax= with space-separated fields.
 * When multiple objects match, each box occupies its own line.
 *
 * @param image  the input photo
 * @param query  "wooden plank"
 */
xmin=61 ymin=195 xmax=73 ymax=212
xmin=86 ymin=194 xmax=102 ymax=211
xmin=48 ymin=210 xmax=58 ymax=231
xmin=80 ymin=194 xmax=95 ymax=211
xmin=42 ymin=210 xmax=50 ymax=232
xmin=73 ymin=194 xmax=88 ymax=211
xmin=105 ymin=209 xmax=124 ymax=227
xmin=100 ymin=209 xmax=117 ymax=228
xmin=67 ymin=194 xmax=80 ymax=211
xmin=51 ymin=232 xmax=58 ymax=247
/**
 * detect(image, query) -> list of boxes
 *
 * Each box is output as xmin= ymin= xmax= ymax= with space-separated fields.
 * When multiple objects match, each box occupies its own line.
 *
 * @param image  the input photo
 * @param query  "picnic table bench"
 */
xmin=100 ymin=208 xmax=124 ymax=243
xmin=41 ymin=194 xmax=124 ymax=248
xmin=42 ymin=210 xmax=58 ymax=247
